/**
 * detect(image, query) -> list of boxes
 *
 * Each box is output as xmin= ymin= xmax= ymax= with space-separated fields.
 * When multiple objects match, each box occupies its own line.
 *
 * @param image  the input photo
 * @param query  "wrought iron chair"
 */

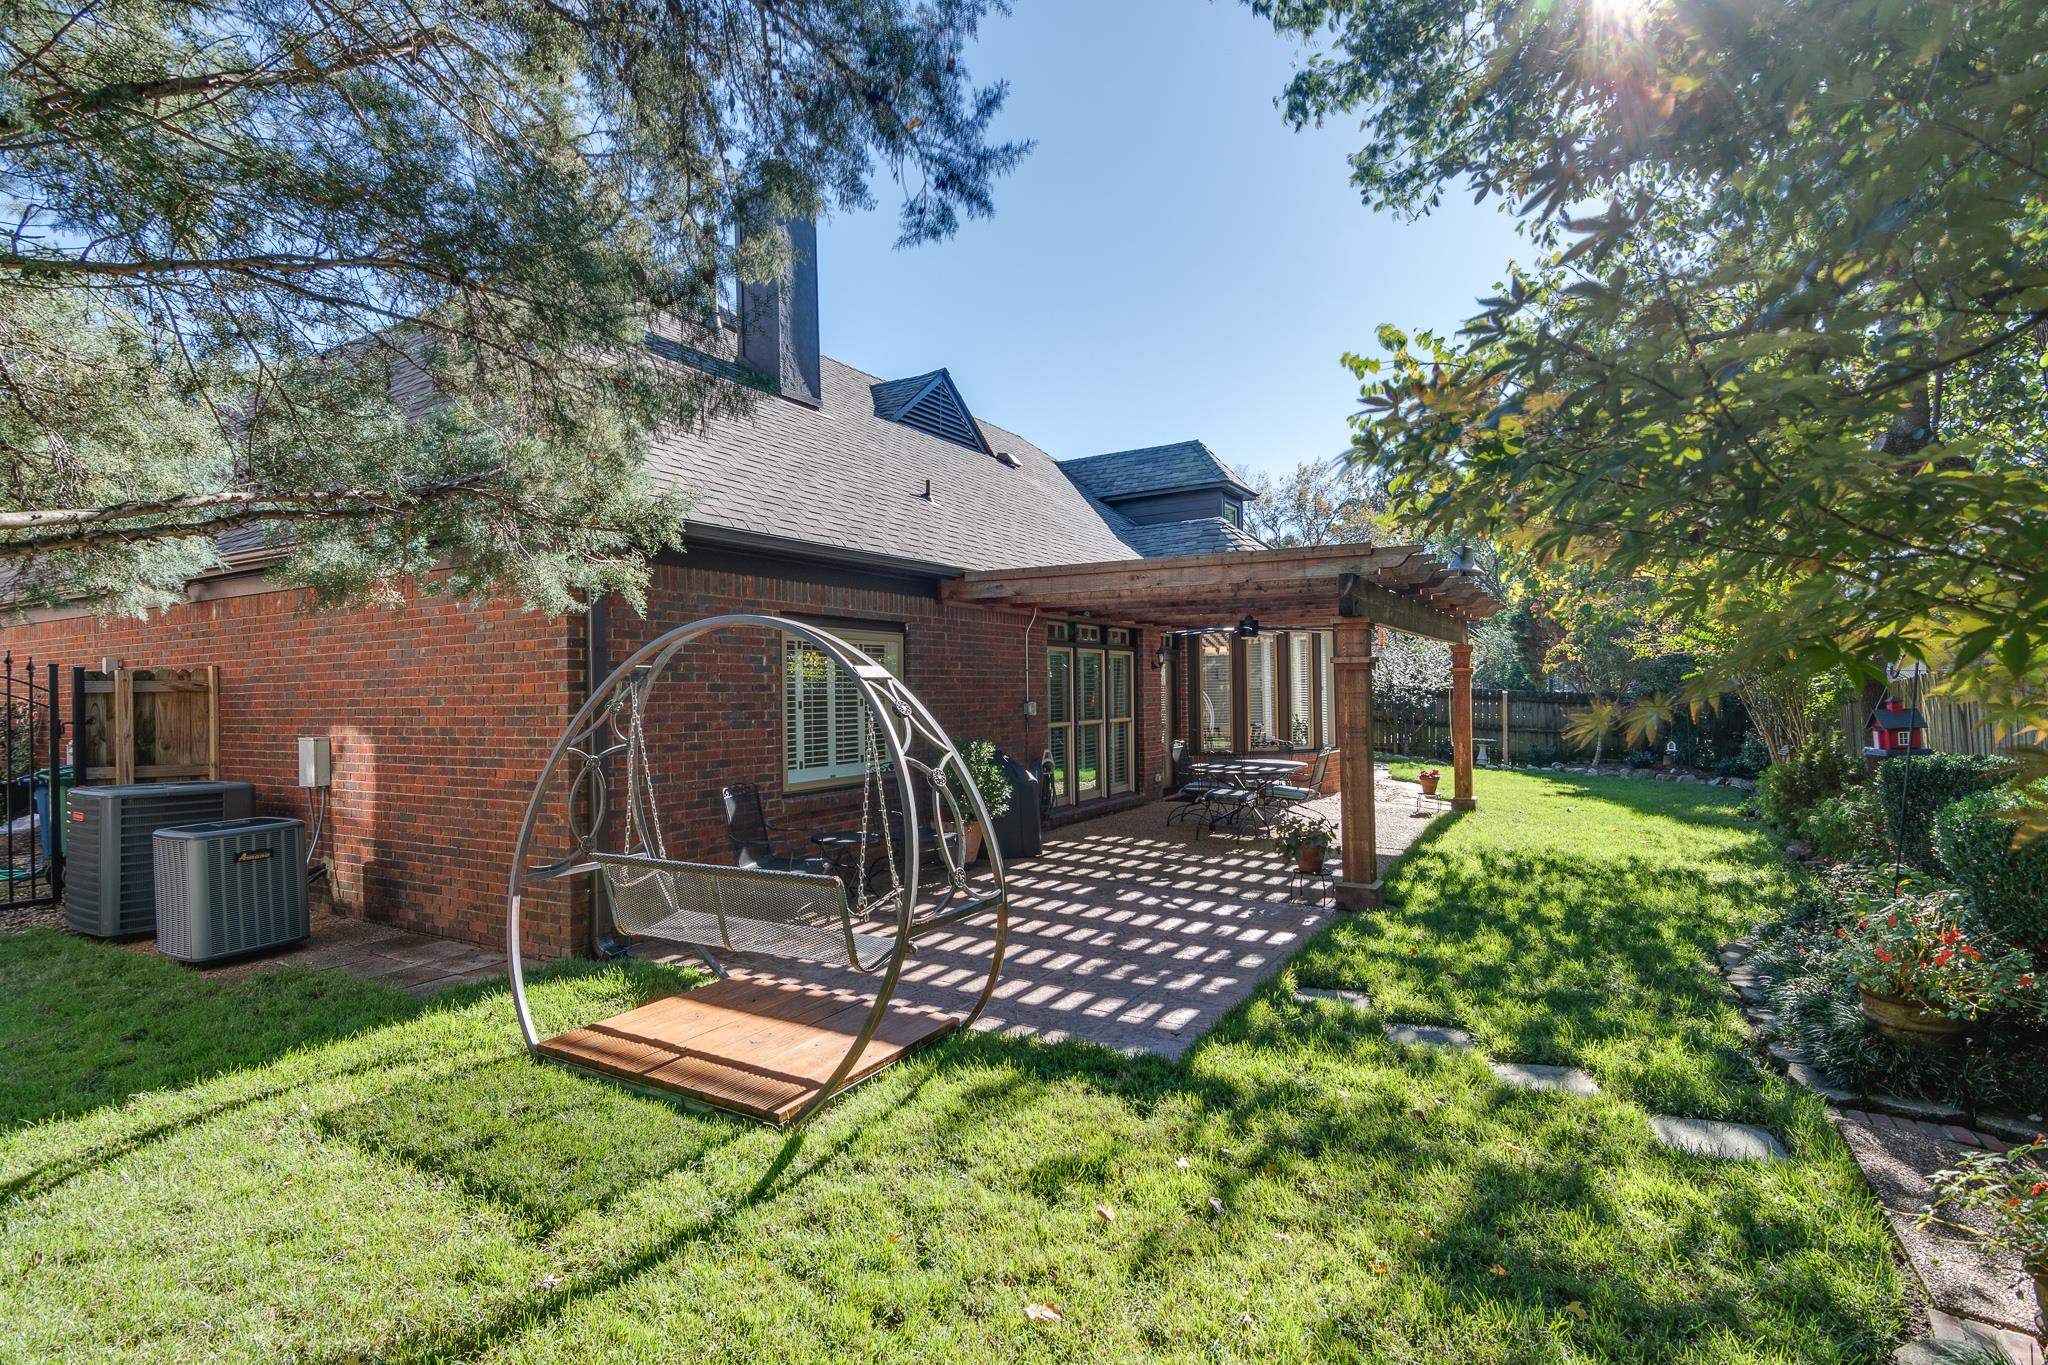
xmin=720 ymin=782 xmax=834 ymax=876
xmin=1263 ymin=750 xmax=1335 ymax=814
xmin=1165 ymin=739 xmax=1228 ymax=826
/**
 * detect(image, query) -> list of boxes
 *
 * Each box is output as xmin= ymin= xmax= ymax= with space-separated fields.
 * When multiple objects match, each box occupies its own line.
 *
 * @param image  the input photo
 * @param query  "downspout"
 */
xmin=586 ymin=591 xmax=629 ymax=959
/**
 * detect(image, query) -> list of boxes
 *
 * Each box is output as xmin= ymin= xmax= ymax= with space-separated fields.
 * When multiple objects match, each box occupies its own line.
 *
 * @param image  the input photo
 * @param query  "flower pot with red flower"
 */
xmin=1841 ymin=888 xmax=2046 ymax=1046
xmin=1920 ymin=1136 xmax=2048 ymax=1337
xmin=1418 ymin=768 xmax=1441 ymax=797
xmin=1273 ymin=813 xmax=1336 ymax=874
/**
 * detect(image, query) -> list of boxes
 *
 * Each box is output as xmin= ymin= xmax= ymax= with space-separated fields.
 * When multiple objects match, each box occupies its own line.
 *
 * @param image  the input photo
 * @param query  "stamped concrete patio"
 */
xmin=713 ymin=776 xmax=1450 ymax=1058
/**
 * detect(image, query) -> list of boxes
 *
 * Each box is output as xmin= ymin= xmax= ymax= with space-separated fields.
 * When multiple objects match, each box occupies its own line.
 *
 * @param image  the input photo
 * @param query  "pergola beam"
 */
xmin=1337 ymin=576 xmax=1469 ymax=644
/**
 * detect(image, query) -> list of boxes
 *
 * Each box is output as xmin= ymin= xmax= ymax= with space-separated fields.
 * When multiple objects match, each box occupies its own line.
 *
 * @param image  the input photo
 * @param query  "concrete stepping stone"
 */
xmin=1489 ymin=1062 xmax=1601 ymax=1096
xmin=1649 ymin=1115 xmax=1787 ymax=1162
xmin=1294 ymin=987 xmax=1372 ymax=1010
xmin=1382 ymin=1022 xmax=1477 ymax=1049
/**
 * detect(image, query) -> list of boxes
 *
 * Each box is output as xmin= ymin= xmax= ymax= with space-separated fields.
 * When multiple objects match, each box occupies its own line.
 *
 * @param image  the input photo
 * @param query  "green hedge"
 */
xmin=1758 ymin=735 xmax=1860 ymax=834
xmin=1934 ymin=787 xmax=2048 ymax=954
xmin=1871 ymin=752 xmax=2013 ymax=870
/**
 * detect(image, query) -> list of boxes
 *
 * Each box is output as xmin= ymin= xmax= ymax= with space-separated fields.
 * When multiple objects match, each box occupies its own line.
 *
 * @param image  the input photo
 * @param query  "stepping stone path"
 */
xmin=1382 ymin=1022 xmax=1477 ymax=1049
xmin=1293 ymin=987 xmax=1372 ymax=1010
xmin=1489 ymin=1061 xmax=1601 ymax=1097
xmin=1648 ymin=1115 xmax=1789 ymax=1163
xmin=1372 ymin=1015 xmax=1789 ymax=1162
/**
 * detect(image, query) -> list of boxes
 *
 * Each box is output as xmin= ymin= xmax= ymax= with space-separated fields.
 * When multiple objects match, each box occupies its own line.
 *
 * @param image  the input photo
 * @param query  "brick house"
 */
xmin=2 ymin=231 xmax=1495 ymax=957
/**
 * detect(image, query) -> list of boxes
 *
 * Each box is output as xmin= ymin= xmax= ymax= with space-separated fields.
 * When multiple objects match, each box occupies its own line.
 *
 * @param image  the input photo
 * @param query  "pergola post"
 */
xmin=1332 ymin=620 xmax=1379 ymax=909
xmin=1449 ymin=641 xmax=1476 ymax=812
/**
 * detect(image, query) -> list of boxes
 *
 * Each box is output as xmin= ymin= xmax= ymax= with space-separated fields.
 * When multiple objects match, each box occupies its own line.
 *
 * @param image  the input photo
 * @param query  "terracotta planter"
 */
xmin=2032 ymin=1267 xmax=2046 ymax=1340
xmin=1418 ymin=774 xmax=1440 ymax=797
xmin=961 ymin=823 xmax=983 ymax=866
xmin=1857 ymin=986 xmax=1968 ymax=1046
xmin=1296 ymin=847 xmax=1326 ymax=875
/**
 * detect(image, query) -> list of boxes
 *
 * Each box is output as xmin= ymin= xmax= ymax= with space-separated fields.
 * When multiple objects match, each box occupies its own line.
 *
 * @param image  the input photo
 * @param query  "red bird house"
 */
xmin=1865 ymin=696 xmax=1929 ymax=756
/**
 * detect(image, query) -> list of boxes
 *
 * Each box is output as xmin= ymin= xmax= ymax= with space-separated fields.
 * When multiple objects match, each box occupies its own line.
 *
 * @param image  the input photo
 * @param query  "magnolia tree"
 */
xmin=1250 ymin=0 xmax=2048 ymax=803
xmin=1 ymin=0 xmax=1025 ymax=615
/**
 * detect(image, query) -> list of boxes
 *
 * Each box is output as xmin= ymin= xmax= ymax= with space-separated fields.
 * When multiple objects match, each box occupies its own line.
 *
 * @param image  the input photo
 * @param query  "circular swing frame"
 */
xmin=507 ymin=614 xmax=1010 ymax=1125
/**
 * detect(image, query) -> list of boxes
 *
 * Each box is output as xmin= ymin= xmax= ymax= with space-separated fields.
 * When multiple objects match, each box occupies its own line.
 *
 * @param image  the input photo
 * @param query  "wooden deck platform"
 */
xmin=535 ymin=976 xmax=957 ymax=1125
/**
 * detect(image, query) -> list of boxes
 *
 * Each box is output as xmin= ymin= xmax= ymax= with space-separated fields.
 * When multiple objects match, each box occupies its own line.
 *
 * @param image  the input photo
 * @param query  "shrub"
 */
xmin=1524 ymin=744 xmax=1566 ymax=767
xmin=1871 ymin=752 xmax=2013 ymax=871
xmin=1934 ymin=787 xmax=2048 ymax=955
xmin=1758 ymin=734 xmax=1859 ymax=833
xmin=1624 ymin=749 xmax=1661 ymax=769
xmin=1801 ymin=791 xmax=1873 ymax=862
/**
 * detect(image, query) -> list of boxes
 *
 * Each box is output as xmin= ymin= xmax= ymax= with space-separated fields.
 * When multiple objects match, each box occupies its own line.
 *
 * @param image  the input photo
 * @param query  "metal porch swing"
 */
xmin=506 ymin=615 xmax=1009 ymax=1126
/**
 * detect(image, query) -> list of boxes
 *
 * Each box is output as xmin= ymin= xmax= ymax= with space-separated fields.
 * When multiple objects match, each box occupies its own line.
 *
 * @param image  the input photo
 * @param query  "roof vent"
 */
xmin=871 ymin=369 xmax=989 ymax=454
xmin=995 ymin=450 xmax=1021 ymax=468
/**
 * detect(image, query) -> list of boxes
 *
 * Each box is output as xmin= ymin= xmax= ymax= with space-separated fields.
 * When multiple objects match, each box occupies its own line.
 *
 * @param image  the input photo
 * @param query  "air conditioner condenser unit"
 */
xmin=153 ymin=817 xmax=309 ymax=964
xmin=64 ymin=782 xmax=256 ymax=939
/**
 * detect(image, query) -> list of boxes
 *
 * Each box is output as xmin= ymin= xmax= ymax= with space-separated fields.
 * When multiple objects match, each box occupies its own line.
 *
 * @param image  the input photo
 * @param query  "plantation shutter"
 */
xmin=784 ymin=630 xmax=902 ymax=784
xmin=1291 ymin=634 xmax=1315 ymax=746
xmin=1246 ymin=637 xmax=1275 ymax=746
xmin=1199 ymin=641 xmax=1232 ymax=752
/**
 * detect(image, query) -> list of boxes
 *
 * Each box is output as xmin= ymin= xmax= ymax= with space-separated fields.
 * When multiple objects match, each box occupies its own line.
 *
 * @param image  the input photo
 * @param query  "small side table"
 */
xmin=1287 ymin=861 xmax=1336 ymax=907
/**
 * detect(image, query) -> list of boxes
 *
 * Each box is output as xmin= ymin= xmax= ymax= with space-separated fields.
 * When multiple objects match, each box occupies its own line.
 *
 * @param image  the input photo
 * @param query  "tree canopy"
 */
xmin=1 ymin=0 xmax=1024 ymax=614
xmin=1251 ymin=0 xmax=2048 ymax=741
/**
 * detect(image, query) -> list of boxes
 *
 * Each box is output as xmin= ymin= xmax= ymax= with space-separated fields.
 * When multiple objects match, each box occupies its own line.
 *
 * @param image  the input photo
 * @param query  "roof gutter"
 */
xmin=680 ymin=522 xmax=966 ymax=580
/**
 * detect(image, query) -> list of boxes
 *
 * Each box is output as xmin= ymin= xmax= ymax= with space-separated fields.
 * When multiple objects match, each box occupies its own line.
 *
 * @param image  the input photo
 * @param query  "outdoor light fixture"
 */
xmin=1448 ymin=544 xmax=1478 ymax=573
xmin=1235 ymin=614 xmax=1261 ymax=639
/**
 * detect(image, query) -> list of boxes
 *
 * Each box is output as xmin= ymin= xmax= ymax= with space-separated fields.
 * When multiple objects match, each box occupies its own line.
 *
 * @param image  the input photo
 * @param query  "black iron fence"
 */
xmin=2 ymin=653 xmax=64 ymax=909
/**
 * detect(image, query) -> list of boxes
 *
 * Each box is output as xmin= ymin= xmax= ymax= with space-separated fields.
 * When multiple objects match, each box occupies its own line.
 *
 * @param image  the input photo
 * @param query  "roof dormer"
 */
xmin=870 ymin=369 xmax=990 ymax=454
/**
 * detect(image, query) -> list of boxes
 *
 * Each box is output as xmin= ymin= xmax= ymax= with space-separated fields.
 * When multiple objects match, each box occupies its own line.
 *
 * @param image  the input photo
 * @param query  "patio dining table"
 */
xmin=1184 ymin=756 xmax=1314 ymax=835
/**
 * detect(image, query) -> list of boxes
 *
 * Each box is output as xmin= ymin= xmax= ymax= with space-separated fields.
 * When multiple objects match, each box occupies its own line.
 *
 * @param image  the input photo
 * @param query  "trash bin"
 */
xmin=30 ymin=765 xmax=74 ymax=861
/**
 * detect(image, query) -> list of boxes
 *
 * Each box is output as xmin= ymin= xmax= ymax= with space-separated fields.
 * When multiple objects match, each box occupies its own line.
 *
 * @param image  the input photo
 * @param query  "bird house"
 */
xmin=1864 ymin=696 xmax=1928 ymax=757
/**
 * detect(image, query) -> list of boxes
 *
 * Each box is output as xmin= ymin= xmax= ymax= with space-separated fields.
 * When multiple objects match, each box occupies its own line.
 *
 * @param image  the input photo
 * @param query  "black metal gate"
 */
xmin=3 ymin=653 xmax=64 ymax=910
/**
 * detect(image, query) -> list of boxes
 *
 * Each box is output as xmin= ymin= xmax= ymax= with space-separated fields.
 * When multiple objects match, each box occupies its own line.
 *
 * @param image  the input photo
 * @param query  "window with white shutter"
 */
xmin=782 ymin=628 xmax=904 ymax=786
xmin=1291 ymin=633 xmax=1316 ymax=748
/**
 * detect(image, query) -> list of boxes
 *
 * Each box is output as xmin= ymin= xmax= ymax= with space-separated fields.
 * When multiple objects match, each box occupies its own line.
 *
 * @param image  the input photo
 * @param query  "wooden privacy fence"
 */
xmin=71 ymin=666 xmax=220 ymax=783
xmin=1378 ymin=687 xmax=1750 ymax=762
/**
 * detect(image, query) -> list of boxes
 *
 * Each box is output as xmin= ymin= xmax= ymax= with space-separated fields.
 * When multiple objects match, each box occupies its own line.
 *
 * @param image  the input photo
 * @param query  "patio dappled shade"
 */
xmin=664 ymin=786 xmax=1436 ymax=1059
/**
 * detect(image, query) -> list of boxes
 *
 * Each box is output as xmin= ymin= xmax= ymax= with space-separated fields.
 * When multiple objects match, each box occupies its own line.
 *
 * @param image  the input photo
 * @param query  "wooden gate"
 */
xmin=70 ymin=666 xmax=220 ymax=784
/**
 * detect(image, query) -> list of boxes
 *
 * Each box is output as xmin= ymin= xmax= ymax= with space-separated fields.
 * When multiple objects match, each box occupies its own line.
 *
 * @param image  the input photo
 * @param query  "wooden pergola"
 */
xmin=942 ymin=543 xmax=1500 ymax=908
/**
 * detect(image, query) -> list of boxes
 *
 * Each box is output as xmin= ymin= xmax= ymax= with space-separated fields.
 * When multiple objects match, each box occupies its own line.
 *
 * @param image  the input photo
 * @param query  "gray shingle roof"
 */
xmin=1056 ymin=440 xmax=1257 ymax=502
xmin=1115 ymin=517 xmax=1266 ymax=558
xmin=645 ymin=354 xmax=1144 ymax=573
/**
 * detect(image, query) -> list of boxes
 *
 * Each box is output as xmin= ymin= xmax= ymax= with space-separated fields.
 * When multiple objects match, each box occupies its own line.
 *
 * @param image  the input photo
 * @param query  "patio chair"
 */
xmin=720 ymin=782 xmax=835 ymax=876
xmin=1165 ymin=740 xmax=1229 ymax=826
xmin=1263 ymin=750 xmax=1334 ymax=813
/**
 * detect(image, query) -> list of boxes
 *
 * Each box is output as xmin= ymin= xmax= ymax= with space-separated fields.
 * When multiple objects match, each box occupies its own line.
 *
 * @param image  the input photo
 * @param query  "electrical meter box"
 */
xmin=297 ymin=737 xmax=331 ymax=788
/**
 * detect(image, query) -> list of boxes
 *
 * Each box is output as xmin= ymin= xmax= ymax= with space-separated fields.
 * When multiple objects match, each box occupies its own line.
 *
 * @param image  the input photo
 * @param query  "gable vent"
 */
xmin=872 ymin=370 xmax=989 ymax=454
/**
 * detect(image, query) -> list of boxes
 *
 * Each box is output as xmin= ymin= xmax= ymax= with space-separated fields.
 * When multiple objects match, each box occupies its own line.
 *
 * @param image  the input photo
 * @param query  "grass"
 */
xmin=0 ymin=769 xmax=1905 ymax=1362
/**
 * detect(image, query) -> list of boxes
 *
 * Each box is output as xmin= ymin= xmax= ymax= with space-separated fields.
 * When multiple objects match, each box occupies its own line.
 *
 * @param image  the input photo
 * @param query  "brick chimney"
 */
xmin=739 ymin=218 xmax=822 ymax=408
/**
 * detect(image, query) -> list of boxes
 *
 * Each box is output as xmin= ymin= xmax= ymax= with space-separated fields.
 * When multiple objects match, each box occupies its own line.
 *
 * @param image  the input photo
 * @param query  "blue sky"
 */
xmin=816 ymin=0 xmax=1527 ymax=483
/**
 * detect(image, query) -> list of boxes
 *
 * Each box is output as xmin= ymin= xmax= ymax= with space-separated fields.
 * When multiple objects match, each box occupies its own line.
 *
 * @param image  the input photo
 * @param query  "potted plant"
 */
xmin=1919 ymin=1136 xmax=2048 ymax=1337
xmin=1838 ymin=888 xmax=2043 ymax=1045
xmin=949 ymin=740 xmax=1013 ymax=865
xmin=1417 ymin=767 xmax=1442 ymax=797
xmin=1273 ymin=813 xmax=1336 ymax=874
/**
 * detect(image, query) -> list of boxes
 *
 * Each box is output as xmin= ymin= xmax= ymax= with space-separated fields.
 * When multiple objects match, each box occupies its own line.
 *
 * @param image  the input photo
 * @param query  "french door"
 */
xmin=1046 ymin=638 xmax=1135 ymax=807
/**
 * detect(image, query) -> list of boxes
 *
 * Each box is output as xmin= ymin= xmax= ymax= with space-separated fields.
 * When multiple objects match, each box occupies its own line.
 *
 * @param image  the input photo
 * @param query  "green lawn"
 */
xmin=0 ymin=770 xmax=1904 ymax=1362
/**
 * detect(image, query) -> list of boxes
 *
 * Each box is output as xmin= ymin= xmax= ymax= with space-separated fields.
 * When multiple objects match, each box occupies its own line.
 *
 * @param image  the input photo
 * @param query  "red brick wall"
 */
xmin=596 ymin=563 xmax=1166 ymax=878
xmin=3 ymin=560 xmax=1171 ymax=958
xmin=0 ymin=582 xmax=587 ymax=957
